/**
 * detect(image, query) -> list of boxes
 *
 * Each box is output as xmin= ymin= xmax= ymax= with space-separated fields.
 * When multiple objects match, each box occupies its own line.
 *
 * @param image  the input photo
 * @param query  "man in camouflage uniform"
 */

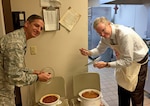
xmin=0 ymin=14 xmax=51 ymax=106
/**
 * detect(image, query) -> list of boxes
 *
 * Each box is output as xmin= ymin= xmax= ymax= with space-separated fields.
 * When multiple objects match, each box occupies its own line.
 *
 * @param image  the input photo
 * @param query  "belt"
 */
xmin=137 ymin=53 xmax=148 ymax=64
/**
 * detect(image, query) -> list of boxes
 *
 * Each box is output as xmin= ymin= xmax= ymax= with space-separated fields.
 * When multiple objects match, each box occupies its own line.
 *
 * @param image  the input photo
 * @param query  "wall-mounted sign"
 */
xmin=59 ymin=7 xmax=81 ymax=32
xmin=43 ymin=8 xmax=60 ymax=31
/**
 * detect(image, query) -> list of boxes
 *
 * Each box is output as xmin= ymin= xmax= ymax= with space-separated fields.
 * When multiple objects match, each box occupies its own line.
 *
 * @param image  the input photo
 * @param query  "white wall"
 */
xmin=10 ymin=0 xmax=88 ymax=105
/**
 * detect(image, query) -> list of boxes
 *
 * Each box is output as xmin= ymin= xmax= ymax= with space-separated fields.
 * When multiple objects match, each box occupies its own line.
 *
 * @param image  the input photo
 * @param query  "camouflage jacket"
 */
xmin=0 ymin=28 xmax=37 ymax=98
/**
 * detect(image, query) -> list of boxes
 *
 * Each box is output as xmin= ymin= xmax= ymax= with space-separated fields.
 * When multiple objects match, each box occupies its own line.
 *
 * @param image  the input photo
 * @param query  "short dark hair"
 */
xmin=26 ymin=14 xmax=44 ymax=23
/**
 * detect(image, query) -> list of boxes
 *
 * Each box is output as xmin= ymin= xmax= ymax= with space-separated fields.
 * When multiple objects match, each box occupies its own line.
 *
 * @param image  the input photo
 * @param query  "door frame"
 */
xmin=0 ymin=0 xmax=5 ymax=36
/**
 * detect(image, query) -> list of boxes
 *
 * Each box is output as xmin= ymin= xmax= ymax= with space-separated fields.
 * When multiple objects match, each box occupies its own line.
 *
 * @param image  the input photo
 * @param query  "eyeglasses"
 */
xmin=97 ymin=25 xmax=107 ymax=36
xmin=100 ymin=26 xmax=106 ymax=35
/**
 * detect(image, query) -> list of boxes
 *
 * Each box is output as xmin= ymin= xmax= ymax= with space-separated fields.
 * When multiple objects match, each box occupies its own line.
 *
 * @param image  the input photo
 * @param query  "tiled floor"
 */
xmin=88 ymin=62 xmax=150 ymax=106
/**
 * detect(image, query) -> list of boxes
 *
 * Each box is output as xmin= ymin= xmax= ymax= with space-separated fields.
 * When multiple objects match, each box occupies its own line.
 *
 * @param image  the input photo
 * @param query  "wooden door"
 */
xmin=2 ymin=0 xmax=14 ymax=33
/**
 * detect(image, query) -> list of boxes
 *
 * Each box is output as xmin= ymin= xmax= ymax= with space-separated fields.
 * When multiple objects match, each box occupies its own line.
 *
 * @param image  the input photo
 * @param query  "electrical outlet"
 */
xmin=30 ymin=46 xmax=37 ymax=55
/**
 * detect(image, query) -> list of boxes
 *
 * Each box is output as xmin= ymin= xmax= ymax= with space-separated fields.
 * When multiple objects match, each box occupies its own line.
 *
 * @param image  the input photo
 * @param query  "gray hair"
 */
xmin=93 ymin=16 xmax=111 ymax=29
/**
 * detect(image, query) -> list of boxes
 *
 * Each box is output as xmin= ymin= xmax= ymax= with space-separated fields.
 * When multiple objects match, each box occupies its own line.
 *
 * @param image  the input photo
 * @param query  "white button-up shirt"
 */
xmin=90 ymin=24 xmax=148 ymax=68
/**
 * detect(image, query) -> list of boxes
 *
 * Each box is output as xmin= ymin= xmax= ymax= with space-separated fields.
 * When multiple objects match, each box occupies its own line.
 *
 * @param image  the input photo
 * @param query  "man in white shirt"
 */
xmin=79 ymin=16 xmax=148 ymax=106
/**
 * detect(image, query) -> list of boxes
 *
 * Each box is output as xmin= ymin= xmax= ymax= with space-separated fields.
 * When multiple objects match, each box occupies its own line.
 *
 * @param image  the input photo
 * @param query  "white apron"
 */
xmin=111 ymin=45 xmax=141 ymax=92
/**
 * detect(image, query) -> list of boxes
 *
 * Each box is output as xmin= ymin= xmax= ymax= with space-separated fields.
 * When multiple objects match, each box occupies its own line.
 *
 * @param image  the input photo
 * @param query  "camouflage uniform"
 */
xmin=0 ymin=28 xmax=38 ymax=106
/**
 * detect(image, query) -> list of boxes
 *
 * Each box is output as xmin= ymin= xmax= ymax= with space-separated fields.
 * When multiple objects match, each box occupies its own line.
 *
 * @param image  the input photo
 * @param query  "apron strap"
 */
xmin=137 ymin=53 xmax=148 ymax=65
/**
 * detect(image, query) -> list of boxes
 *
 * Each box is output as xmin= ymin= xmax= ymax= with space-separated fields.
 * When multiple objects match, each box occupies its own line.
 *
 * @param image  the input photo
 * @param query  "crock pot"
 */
xmin=78 ymin=89 xmax=101 ymax=106
xmin=39 ymin=94 xmax=62 ymax=106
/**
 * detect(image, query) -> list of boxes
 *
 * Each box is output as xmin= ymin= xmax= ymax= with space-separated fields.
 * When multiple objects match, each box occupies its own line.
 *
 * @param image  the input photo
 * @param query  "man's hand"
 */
xmin=93 ymin=61 xmax=108 ymax=68
xmin=37 ymin=72 xmax=52 ymax=82
xmin=33 ymin=70 xmax=41 ymax=75
xmin=79 ymin=48 xmax=91 ymax=56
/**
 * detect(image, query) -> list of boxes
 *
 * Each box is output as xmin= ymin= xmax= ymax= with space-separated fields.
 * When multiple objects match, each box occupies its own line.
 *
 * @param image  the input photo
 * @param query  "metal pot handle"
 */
xmin=57 ymin=99 xmax=62 ymax=104
xmin=77 ymin=97 xmax=82 ymax=102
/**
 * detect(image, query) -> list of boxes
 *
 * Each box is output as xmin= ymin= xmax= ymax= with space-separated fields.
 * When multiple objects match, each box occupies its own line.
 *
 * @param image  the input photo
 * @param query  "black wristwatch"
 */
xmin=106 ymin=62 xmax=110 ymax=67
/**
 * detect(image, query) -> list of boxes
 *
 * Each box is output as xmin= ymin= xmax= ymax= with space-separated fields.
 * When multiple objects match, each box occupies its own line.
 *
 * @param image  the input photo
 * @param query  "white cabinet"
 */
xmin=144 ymin=60 xmax=150 ymax=94
xmin=146 ymin=7 xmax=150 ymax=38
xmin=88 ymin=7 xmax=113 ymax=61
xmin=88 ymin=7 xmax=111 ymax=50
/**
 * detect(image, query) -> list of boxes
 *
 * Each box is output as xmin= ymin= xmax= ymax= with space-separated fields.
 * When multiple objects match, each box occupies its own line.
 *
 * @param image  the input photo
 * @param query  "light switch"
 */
xmin=30 ymin=46 xmax=37 ymax=55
